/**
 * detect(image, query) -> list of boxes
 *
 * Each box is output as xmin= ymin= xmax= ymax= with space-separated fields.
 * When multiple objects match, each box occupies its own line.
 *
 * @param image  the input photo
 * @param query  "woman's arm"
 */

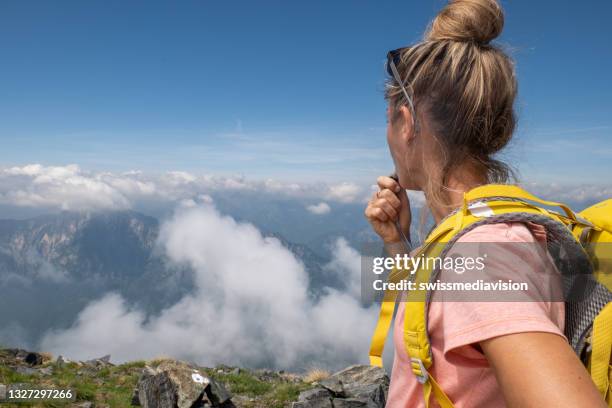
xmin=481 ymin=331 xmax=606 ymax=407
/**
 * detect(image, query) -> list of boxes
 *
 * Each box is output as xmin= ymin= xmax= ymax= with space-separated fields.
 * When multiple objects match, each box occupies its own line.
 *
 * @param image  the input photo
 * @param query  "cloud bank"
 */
xmin=1 ymin=164 xmax=609 ymax=217
xmin=39 ymin=203 xmax=379 ymax=370
xmin=0 ymin=164 xmax=372 ymax=213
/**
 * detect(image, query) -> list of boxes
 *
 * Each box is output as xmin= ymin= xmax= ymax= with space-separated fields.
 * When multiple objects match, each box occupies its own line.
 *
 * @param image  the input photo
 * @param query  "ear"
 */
xmin=398 ymin=105 xmax=416 ymax=143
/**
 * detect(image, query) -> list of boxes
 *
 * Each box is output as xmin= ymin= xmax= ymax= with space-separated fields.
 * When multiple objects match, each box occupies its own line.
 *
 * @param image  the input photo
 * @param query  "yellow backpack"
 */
xmin=368 ymin=184 xmax=612 ymax=407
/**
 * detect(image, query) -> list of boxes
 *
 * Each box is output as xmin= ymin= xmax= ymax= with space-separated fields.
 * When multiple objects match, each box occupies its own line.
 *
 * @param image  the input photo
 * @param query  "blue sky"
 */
xmin=0 ymin=0 xmax=610 ymax=184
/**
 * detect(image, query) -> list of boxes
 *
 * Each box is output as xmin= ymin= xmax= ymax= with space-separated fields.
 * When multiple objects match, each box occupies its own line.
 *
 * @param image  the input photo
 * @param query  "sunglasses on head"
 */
xmin=386 ymin=47 xmax=418 ymax=132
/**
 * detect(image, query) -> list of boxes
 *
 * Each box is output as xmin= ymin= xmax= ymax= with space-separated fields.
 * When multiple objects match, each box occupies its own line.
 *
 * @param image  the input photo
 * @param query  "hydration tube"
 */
xmin=389 ymin=172 xmax=412 ymax=249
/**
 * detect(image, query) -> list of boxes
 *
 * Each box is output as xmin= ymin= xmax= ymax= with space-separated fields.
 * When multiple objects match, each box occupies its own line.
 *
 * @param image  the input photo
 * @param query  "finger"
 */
xmin=364 ymin=203 xmax=376 ymax=218
xmin=375 ymin=198 xmax=398 ymax=221
xmin=378 ymin=189 xmax=401 ymax=209
xmin=365 ymin=206 xmax=389 ymax=222
xmin=377 ymin=176 xmax=401 ymax=193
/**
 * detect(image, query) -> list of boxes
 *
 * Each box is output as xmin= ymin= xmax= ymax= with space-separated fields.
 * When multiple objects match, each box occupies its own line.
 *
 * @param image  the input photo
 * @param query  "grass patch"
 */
xmin=95 ymin=367 xmax=111 ymax=378
xmin=118 ymin=360 xmax=146 ymax=370
xmin=218 ymin=372 xmax=273 ymax=396
xmin=49 ymin=366 xmax=77 ymax=387
xmin=201 ymin=369 xmax=310 ymax=408
xmin=72 ymin=379 xmax=97 ymax=401
xmin=95 ymin=366 xmax=139 ymax=407
xmin=0 ymin=364 xmax=35 ymax=384
xmin=303 ymin=367 xmax=330 ymax=383
xmin=263 ymin=382 xmax=311 ymax=408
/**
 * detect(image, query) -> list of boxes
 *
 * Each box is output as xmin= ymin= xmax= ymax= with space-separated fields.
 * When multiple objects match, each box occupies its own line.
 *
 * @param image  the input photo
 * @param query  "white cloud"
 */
xmin=1 ymin=164 xmax=608 ymax=216
xmin=0 ymin=164 xmax=374 ymax=213
xmin=40 ymin=204 xmax=379 ymax=370
xmin=306 ymin=202 xmax=331 ymax=215
xmin=521 ymin=182 xmax=612 ymax=206
xmin=0 ymin=164 xmax=131 ymax=211
xmin=322 ymin=238 xmax=362 ymax=299
xmin=326 ymin=182 xmax=364 ymax=203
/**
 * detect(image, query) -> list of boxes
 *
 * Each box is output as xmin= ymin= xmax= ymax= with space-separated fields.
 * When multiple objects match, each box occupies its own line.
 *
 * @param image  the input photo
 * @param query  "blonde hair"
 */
xmin=386 ymin=0 xmax=518 ymax=208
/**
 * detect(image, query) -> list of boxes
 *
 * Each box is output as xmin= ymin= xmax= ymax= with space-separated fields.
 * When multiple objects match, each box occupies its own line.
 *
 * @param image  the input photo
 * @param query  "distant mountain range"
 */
xmin=0 ymin=210 xmax=346 ymax=350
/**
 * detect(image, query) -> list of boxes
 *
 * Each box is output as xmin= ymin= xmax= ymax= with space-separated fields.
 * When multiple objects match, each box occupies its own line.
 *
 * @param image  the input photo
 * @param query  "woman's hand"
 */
xmin=364 ymin=176 xmax=411 ymax=244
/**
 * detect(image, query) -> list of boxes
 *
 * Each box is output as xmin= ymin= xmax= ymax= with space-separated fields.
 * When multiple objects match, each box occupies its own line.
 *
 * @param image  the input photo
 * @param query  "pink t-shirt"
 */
xmin=386 ymin=222 xmax=566 ymax=408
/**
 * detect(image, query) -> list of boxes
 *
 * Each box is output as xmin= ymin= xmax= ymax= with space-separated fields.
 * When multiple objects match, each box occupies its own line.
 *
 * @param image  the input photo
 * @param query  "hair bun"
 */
xmin=426 ymin=0 xmax=504 ymax=45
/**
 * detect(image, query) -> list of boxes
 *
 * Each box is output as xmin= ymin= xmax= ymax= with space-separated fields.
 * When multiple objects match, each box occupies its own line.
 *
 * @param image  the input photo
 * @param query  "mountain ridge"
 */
xmin=0 ymin=210 xmax=338 ymax=353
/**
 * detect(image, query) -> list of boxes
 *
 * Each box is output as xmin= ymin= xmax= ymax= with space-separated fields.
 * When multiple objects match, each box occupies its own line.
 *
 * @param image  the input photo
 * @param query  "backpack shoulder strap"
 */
xmin=589 ymin=302 xmax=612 ymax=402
xmin=464 ymin=184 xmax=579 ymax=223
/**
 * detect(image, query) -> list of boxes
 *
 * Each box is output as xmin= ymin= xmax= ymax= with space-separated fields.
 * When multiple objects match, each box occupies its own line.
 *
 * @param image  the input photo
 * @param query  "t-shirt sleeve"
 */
xmin=431 ymin=222 xmax=566 ymax=360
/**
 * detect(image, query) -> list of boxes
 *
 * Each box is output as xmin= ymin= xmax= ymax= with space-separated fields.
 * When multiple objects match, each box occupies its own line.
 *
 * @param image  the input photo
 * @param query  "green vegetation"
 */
xmin=0 ymin=358 xmax=141 ymax=408
xmin=265 ymin=382 xmax=311 ymax=408
xmin=0 ymin=351 xmax=308 ymax=408
xmin=198 ymin=367 xmax=310 ymax=408
xmin=211 ymin=371 xmax=273 ymax=395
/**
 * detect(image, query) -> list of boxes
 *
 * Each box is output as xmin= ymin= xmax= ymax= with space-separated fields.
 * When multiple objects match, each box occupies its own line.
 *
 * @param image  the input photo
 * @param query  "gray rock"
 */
xmin=14 ymin=366 xmax=37 ymax=375
xmin=137 ymin=360 xmax=233 ymax=408
xmin=5 ymin=348 xmax=29 ymax=361
xmin=206 ymin=377 xmax=232 ymax=406
xmin=291 ymin=399 xmax=333 ymax=408
xmin=298 ymin=387 xmax=332 ymax=401
xmin=293 ymin=364 xmax=390 ymax=408
xmin=138 ymin=365 xmax=180 ymax=408
xmin=131 ymin=387 xmax=140 ymax=406
xmin=11 ymin=365 xmax=53 ymax=376
xmin=230 ymin=367 xmax=241 ymax=375
xmin=56 ymin=355 xmax=70 ymax=368
xmin=332 ymin=398 xmax=377 ymax=408
xmin=294 ymin=387 xmax=333 ymax=408
xmin=38 ymin=366 xmax=54 ymax=376
xmin=291 ymin=365 xmax=390 ymax=408
xmin=316 ymin=377 xmax=345 ymax=397
xmin=98 ymin=354 xmax=111 ymax=363
xmin=367 ymin=384 xmax=386 ymax=407
xmin=83 ymin=354 xmax=114 ymax=368
xmin=327 ymin=365 xmax=388 ymax=405
xmin=332 ymin=398 xmax=373 ymax=408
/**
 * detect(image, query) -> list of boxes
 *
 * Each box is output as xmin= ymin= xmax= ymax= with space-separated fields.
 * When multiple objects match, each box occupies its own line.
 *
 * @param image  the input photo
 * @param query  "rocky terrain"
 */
xmin=0 ymin=348 xmax=389 ymax=407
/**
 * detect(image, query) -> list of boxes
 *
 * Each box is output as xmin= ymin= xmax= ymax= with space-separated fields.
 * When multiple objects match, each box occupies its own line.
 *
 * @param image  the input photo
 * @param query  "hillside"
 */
xmin=0 ymin=347 xmax=389 ymax=407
